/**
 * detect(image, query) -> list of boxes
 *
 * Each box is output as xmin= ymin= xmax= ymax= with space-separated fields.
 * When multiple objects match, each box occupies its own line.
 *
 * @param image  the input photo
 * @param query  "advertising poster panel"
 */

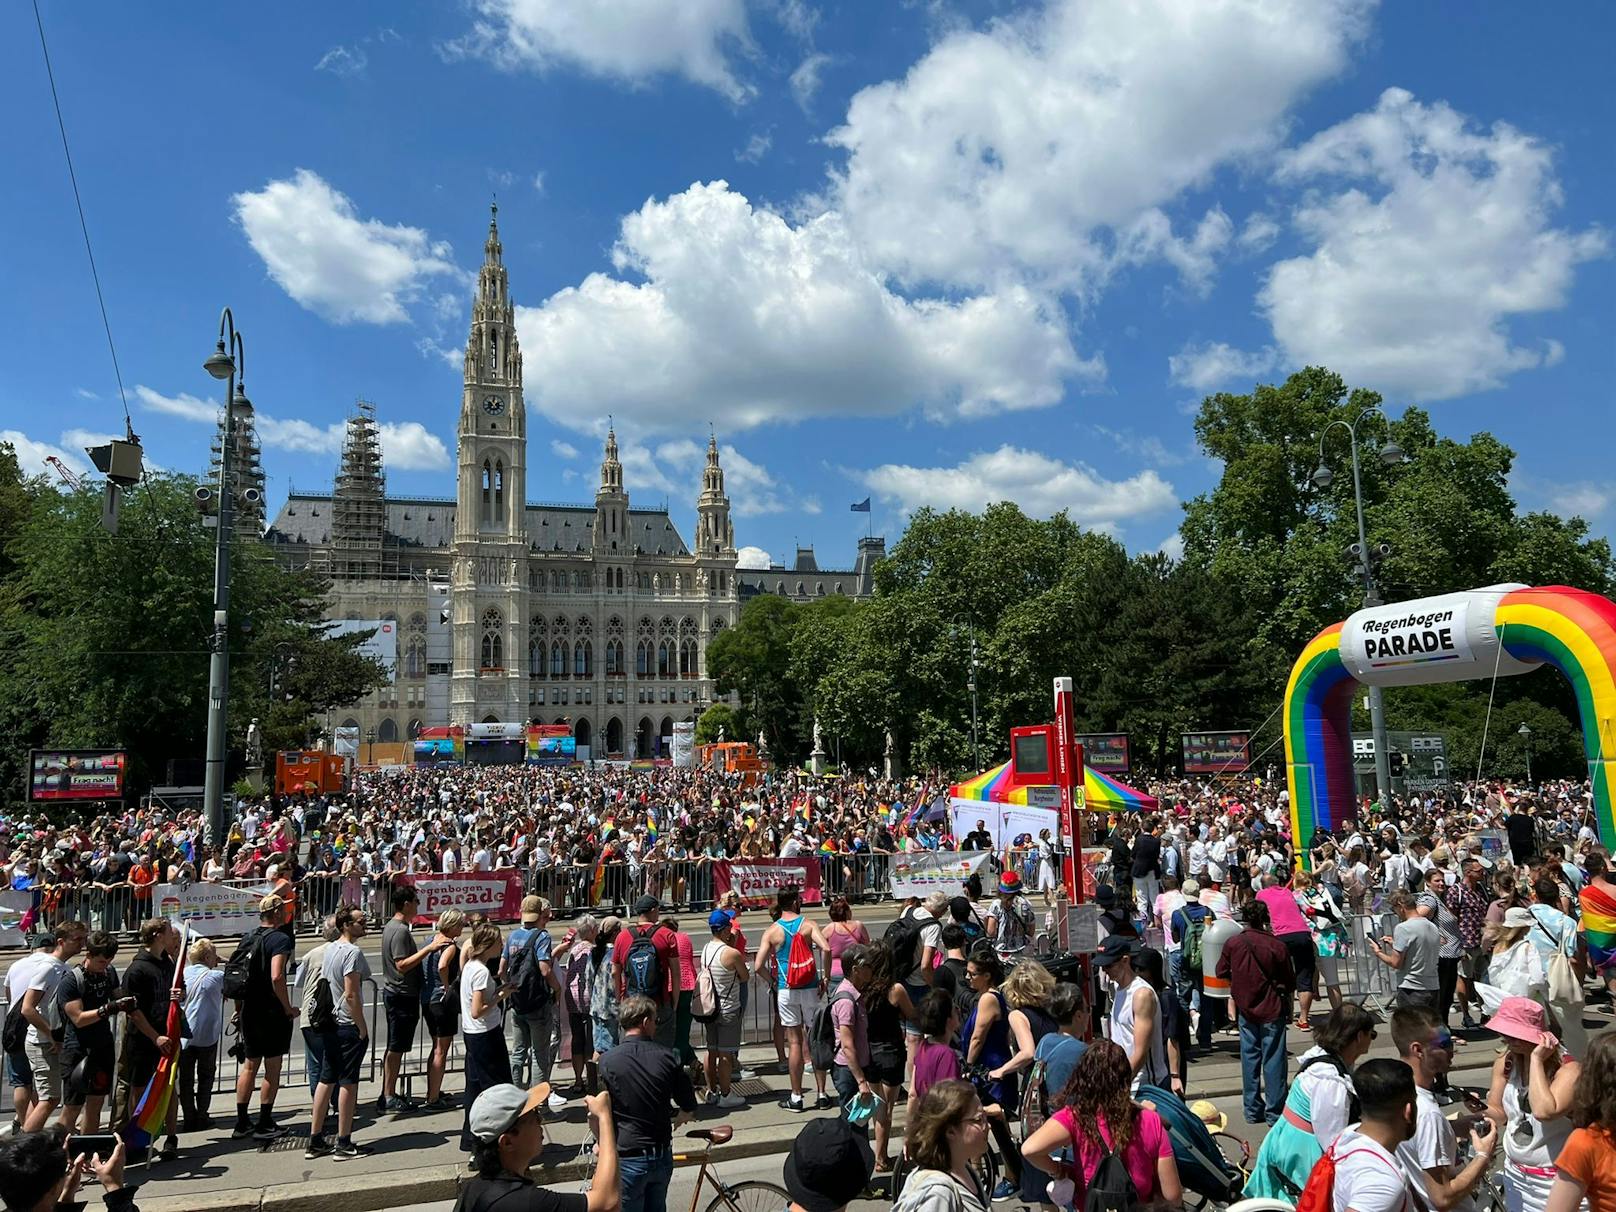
xmin=325 ymin=619 xmax=399 ymax=681
xmin=711 ymin=859 xmax=823 ymax=909
xmin=1181 ymin=731 xmax=1252 ymax=774
xmin=1076 ymin=733 xmax=1131 ymax=774
xmin=671 ymin=722 xmax=696 ymax=768
xmin=947 ymin=801 xmax=1060 ymax=850
xmin=28 ymin=750 xmax=127 ymax=801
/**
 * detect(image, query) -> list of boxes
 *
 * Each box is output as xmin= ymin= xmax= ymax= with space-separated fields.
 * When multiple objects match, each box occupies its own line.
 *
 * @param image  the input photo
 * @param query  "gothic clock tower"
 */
xmin=451 ymin=204 xmax=528 ymax=725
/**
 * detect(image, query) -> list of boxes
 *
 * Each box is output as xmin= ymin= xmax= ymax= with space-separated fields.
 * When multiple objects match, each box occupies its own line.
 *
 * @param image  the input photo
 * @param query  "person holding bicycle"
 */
xmin=456 ymin=1083 xmax=619 ymax=1212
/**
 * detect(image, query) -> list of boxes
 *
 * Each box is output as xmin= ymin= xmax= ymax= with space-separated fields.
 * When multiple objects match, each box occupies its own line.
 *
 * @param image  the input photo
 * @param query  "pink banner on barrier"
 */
xmin=712 ymin=859 xmax=822 ymax=909
xmin=394 ymin=870 xmax=526 ymax=925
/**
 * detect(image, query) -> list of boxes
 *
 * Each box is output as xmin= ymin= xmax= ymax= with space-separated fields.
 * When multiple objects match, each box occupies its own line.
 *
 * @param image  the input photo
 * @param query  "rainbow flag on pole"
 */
xmin=123 ymin=924 xmax=187 ymax=1149
xmin=1581 ymin=882 xmax=1616 ymax=970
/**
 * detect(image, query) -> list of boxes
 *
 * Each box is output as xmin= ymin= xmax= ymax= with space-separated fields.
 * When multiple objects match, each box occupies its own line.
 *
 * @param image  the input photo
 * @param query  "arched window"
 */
xmin=606 ymin=640 xmax=622 ymax=675
xmin=376 ymin=718 xmax=399 ymax=744
xmin=575 ymin=640 xmax=592 ymax=677
xmin=407 ymin=718 xmax=423 ymax=740
xmin=658 ymin=641 xmax=671 ymax=677
xmin=678 ymin=640 xmax=691 ymax=676
xmin=636 ymin=641 xmax=649 ymax=676
xmin=529 ymin=630 xmax=544 ymax=677
xmin=404 ymin=637 xmax=426 ymax=678
xmin=481 ymin=460 xmax=492 ymax=523
xmin=551 ymin=640 xmax=565 ymax=677
xmin=480 ymin=608 xmax=503 ymax=668
xmin=494 ymin=460 xmax=504 ymax=511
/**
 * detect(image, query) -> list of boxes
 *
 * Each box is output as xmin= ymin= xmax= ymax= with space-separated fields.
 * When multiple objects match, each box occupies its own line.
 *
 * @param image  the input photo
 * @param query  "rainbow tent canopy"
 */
xmin=948 ymin=761 xmax=1157 ymax=813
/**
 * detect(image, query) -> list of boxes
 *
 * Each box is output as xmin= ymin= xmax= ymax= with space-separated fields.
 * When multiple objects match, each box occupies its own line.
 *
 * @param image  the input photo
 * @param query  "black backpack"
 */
xmin=509 ymin=931 xmax=552 ymax=1014
xmin=222 ymin=927 xmax=266 ymax=1001
xmin=1085 ymin=1150 xmax=1139 ymax=1212
xmin=306 ymin=973 xmax=337 ymax=1033
xmin=809 ymin=986 xmax=857 ymax=1072
xmin=622 ymin=925 xmax=664 ymax=1001
xmin=884 ymin=911 xmax=922 ymax=977
xmin=1 ymin=1000 xmax=25 ymax=1054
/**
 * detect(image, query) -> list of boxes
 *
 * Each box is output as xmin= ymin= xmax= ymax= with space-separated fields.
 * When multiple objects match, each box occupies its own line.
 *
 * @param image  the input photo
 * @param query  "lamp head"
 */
xmin=1379 ymin=440 xmax=1405 ymax=466
xmin=1311 ymin=465 xmax=1335 ymax=490
xmin=230 ymin=383 xmax=253 ymax=420
xmin=1517 ymin=722 xmax=1532 ymax=737
xmin=203 ymin=341 xmax=235 ymax=381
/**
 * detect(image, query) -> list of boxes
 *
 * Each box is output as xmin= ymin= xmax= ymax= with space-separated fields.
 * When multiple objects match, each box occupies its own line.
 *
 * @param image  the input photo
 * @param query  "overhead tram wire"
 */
xmin=32 ymin=0 xmax=132 ymax=433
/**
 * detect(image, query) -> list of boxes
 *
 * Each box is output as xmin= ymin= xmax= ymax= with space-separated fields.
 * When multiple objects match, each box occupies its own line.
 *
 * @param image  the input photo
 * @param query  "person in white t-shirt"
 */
xmin=4 ymin=937 xmax=54 ymax=1133
xmin=1327 ymin=1058 xmax=1422 ymax=1212
xmin=458 ymin=921 xmax=514 ymax=1152
xmin=1391 ymin=1005 xmax=1497 ymax=1212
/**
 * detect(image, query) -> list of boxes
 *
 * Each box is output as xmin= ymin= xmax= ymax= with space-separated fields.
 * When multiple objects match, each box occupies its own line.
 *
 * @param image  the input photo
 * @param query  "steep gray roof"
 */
xmin=264 ymin=494 xmax=690 ymax=556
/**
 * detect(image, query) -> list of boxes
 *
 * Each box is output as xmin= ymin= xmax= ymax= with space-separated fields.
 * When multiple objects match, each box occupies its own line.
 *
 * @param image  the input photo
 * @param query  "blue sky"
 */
xmin=2 ymin=0 xmax=1611 ymax=573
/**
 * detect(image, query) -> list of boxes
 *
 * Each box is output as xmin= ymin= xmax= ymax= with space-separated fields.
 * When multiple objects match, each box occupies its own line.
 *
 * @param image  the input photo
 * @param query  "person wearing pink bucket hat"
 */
xmin=1482 ymin=996 xmax=1584 ymax=1212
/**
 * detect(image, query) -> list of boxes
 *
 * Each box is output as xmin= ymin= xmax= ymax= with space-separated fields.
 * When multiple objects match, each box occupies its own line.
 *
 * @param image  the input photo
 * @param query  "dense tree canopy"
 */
xmin=713 ymin=367 xmax=1613 ymax=782
xmin=0 ymin=450 xmax=389 ymax=803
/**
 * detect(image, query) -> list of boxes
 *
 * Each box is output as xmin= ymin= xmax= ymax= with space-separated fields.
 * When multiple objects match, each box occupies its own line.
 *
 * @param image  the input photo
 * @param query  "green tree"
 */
xmin=694 ymin=702 xmax=740 ymax=746
xmin=0 ymin=470 xmax=389 ymax=801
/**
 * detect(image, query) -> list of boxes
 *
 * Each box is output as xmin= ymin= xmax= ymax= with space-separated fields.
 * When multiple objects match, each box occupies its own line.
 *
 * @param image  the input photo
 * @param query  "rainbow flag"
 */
xmin=123 ymin=925 xmax=187 ymax=1148
xmin=1581 ymin=882 xmax=1616 ymax=970
xmin=589 ymin=854 xmax=607 ymax=906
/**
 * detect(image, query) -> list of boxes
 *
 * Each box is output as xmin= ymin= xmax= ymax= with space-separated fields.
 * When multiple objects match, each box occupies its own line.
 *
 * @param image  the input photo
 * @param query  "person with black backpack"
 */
xmin=610 ymin=896 xmax=678 ymax=1048
xmin=502 ymin=896 xmax=565 ymax=1110
xmin=230 ymin=894 xmax=297 ymax=1142
xmin=1020 ymin=1039 xmax=1184 ymax=1212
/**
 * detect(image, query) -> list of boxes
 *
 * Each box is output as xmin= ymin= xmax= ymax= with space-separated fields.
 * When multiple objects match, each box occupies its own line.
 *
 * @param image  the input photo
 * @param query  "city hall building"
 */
xmin=261 ymin=206 xmax=753 ymax=759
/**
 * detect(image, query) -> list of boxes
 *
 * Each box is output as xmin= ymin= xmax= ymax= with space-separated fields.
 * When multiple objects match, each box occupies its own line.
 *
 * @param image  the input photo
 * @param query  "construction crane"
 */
xmin=46 ymin=456 xmax=84 ymax=489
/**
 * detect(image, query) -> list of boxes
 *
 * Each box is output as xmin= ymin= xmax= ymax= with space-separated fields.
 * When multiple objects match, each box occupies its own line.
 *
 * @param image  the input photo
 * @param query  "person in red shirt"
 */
xmin=611 ymin=896 xmax=678 ymax=1048
xmin=1215 ymin=899 xmax=1293 ymax=1125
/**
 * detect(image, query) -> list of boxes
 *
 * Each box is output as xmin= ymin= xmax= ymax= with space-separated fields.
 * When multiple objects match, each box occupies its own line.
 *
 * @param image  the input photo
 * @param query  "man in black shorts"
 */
xmin=379 ymin=886 xmax=446 ymax=1114
xmin=233 ymin=894 xmax=297 ymax=1141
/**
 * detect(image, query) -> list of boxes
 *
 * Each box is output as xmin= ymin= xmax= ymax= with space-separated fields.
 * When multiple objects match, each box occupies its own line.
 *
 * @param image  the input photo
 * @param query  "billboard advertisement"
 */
xmin=28 ymin=749 xmax=127 ymax=801
xmin=1076 ymin=733 xmax=1131 ymax=774
xmin=1181 ymin=731 xmax=1252 ymax=774
xmin=671 ymin=722 xmax=696 ymax=768
xmin=326 ymin=619 xmax=399 ymax=681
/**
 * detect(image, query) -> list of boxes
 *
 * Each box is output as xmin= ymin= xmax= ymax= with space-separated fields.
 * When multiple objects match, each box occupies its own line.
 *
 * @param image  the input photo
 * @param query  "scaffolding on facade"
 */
xmin=209 ymin=405 xmax=266 ymax=539
xmin=322 ymin=398 xmax=397 ymax=579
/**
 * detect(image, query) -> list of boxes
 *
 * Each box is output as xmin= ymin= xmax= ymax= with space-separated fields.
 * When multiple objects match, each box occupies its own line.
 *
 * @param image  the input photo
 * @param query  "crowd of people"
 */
xmin=2 ymin=760 xmax=1615 ymax=1212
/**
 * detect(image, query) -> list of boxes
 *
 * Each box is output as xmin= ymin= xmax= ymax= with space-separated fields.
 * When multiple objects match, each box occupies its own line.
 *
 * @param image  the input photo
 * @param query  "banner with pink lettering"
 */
xmin=711 ymin=858 xmax=822 ymax=909
xmin=394 ymin=870 xmax=526 ymax=925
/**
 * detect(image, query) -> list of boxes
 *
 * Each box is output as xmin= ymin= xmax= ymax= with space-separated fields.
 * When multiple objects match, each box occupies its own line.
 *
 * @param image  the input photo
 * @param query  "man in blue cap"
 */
xmin=700 ymin=910 xmax=748 ymax=1110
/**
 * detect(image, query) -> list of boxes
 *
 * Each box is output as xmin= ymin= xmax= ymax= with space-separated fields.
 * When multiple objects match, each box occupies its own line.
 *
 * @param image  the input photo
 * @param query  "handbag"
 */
xmin=1534 ymin=909 xmax=1584 ymax=1006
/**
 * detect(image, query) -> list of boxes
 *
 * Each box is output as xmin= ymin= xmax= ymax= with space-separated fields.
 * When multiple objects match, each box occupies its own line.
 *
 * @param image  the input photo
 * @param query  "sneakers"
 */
xmin=704 ymin=1091 xmax=721 ymax=1106
xmin=422 ymin=1094 xmax=457 ymax=1111
xmin=232 ymin=1122 xmax=255 ymax=1139
xmin=252 ymin=1123 xmax=287 ymax=1141
xmin=546 ymin=1092 xmax=568 ymax=1111
xmin=717 ymin=1093 xmax=747 ymax=1110
xmin=333 ymin=1141 xmax=374 ymax=1161
xmin=155 ymin=1137 xmax=179 ymax=1162
xmin=778 ymin=1094 xmax=806 ymax=1113
xmin=991 ymin=1180 xmax=1017 ymax=1202
xmin=737 ymin=1067 xmax=758 ymax=1081
xmin=305 ymin=1136 xmax=334 ymax=1159
xmin=384 ymin=1095 xmax=418 ymax=1114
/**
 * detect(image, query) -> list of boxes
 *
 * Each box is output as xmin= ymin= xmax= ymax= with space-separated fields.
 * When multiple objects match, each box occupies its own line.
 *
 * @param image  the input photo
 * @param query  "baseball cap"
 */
xmin=1095 ymin=935 xmax=1141 ymax=968
xmin=783 ymin=1117 xmax=874 ymax=1212
xmin=468 ymin=1082 xmax=552 ymax=1141
xmin=633 ymin=894 xmax=661 ymax=917
xmin=520 ymin=894 xmax=544 ymax=922
xmin=707 ymin=909 xmax=735 ymax=931
xmin=1181 ymin=878 xmax=1200 ymax=898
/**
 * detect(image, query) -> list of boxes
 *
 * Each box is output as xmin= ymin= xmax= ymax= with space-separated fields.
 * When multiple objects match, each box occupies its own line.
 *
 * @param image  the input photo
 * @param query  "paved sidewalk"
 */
xmin=123 ymin=1018 xmax=1529 ymax=1212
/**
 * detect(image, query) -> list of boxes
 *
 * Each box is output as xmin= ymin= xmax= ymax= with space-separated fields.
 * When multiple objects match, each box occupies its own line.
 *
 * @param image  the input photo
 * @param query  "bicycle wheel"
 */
xmin=704 ymin=1179 xmax=792 ymax=1212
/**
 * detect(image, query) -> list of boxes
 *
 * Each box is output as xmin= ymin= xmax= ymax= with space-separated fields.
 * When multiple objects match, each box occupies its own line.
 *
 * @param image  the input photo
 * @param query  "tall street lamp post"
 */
xmin=1312 ymin=408 xmax=1406 ymax=807
xmin=201 ymin=309 xmax=251 ymax=847
xmin=1518 ymin=721 xmax=1533 ymax=785
xmin=951 ymin=615 xmax=981 ymax=770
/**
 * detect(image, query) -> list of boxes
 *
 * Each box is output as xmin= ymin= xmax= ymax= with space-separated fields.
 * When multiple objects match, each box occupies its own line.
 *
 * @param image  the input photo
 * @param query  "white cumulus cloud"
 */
xmin=136 ymin=385 xmax=218 ymax=423
xmin=1261 ymin=87 xmax=1607 ymax=400
xmin=828 ymin=0 xmax=1368 ymax=292
xmin=232 ymin=169 xmax=463 ymax=325
xmin=1548 ymin=483 xmax=1610 ymax=520
xmin=735 ymin=545 xmax=772 ymax=569
xmin=550 ymin=439 xmax=579 ymax=460
xmin=1167 ymin=342 xmax=1280 ymax=392
xmin=514 ymin=181 xmax=1093 ymax=434
xmin=377 ymin=423 xmax=452 ymax=471
xmin=857 ymin=444 xmax=1177 ymax=529
xmin=2 ymin=430 xmax=91 ymax=481
xmin=444 ymin=0 xmax=755 ymax=103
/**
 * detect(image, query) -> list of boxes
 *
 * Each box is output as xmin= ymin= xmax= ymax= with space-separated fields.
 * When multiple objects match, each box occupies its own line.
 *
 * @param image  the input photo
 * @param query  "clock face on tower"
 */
xmin=482 ymin=395 xmax=505 ymax=416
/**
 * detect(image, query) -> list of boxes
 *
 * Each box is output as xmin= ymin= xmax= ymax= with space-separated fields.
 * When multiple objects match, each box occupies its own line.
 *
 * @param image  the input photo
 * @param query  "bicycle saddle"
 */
xmin=687 ymin=1126 xmax=734 ymax=1144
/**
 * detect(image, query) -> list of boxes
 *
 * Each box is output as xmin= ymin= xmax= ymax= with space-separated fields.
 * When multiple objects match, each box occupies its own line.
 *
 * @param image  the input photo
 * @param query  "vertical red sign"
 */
xmin=1052 ymin=677 xmax=1084 ymax=904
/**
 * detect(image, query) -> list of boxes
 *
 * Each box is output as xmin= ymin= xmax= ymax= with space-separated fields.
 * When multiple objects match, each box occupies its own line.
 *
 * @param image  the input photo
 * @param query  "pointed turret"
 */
xmin=593 ymin=422 xmax=629 ymax=554
xmin=695 ymin=430 xmax=734 ymax=555
xmin=464 ymin=201 xmax=521 ymax=388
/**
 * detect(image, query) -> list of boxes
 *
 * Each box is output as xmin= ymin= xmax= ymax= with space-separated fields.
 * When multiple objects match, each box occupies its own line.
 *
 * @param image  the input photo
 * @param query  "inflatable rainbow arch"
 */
xmin=1284 ymin=585 xmax=1616 ymax=853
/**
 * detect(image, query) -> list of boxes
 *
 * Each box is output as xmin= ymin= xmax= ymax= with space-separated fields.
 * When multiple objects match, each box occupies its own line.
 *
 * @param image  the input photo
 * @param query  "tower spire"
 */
xmin=696 ymin=429 xmax=733 ymax=555
xmin=599 ymin=421 xmax=623 ymax=493
xmin=466 ymin=201 xmax=518 ymax=385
